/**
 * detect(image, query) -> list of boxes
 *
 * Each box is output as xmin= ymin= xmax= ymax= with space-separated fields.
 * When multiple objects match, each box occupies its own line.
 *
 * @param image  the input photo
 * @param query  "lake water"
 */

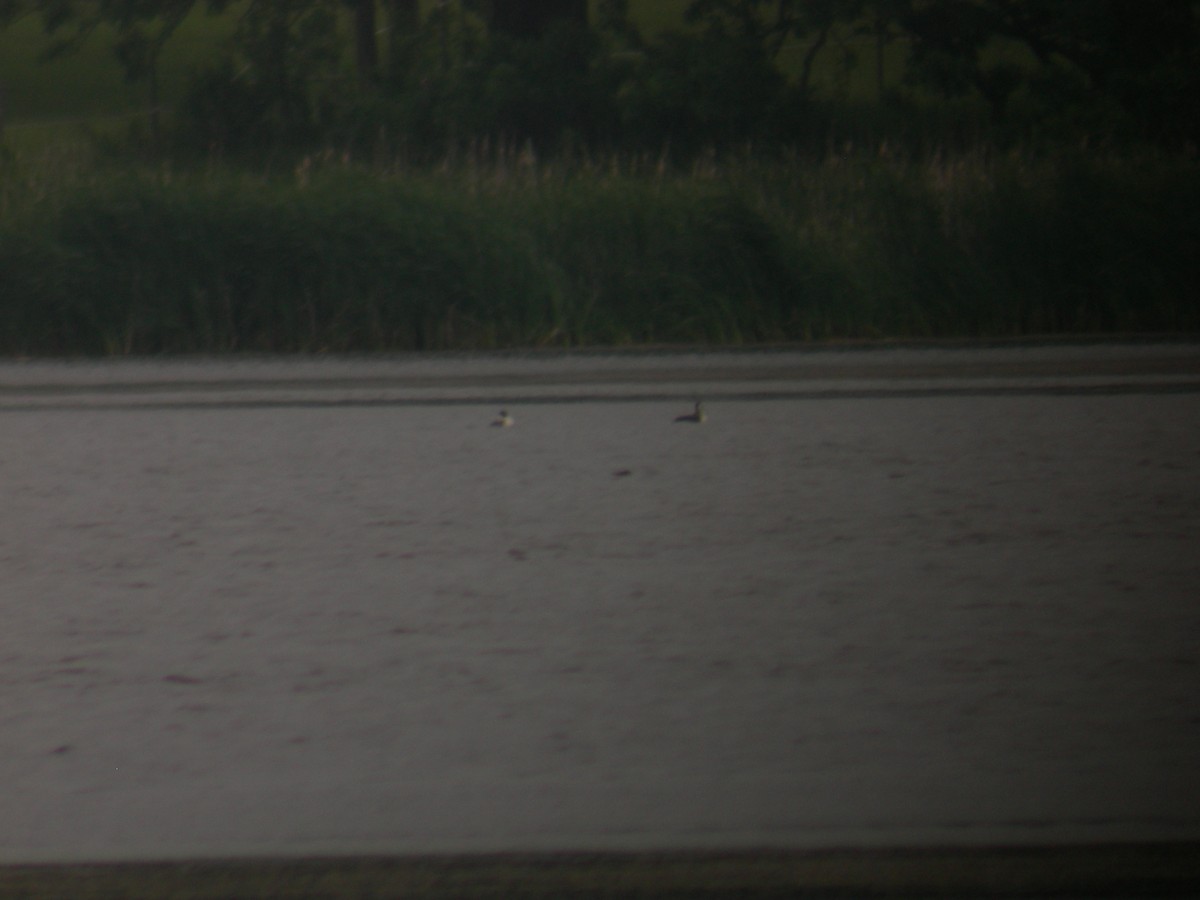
xmin=3 ymin=344 xmax=1199 ymax=862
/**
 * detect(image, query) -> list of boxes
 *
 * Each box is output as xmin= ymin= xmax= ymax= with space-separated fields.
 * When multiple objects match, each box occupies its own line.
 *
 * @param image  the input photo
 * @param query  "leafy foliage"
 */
xmin=4 ymin=0 xmax=1198 ymax=155
xmin=1 ymin=3 xmax=1196 ymax=359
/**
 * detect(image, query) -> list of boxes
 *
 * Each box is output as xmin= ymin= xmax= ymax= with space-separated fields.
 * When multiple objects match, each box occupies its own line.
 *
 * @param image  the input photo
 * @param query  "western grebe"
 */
xmin=674 ymin=401 xmax=706 ymax=423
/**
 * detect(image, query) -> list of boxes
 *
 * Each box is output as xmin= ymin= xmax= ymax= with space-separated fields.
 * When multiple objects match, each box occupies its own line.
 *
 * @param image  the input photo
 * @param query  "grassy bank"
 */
xmin=1 ymin=148 xmax=1197 ymax=355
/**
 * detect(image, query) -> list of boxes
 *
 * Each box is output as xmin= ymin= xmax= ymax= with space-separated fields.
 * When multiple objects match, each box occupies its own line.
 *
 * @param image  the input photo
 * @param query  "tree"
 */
xmin=859 ymin=0 xmax=911 ymax=100
xmin=685 ymin=0 xmax=803 ymax=63
xmin=899 ymin=0 xmax=1022 ymax=120
xmin=1006 ymin=0 xmax=1200 ymax=143
xmin=897 ymin=0 xmax=1200 ymax=142
xmin=179 ymin=0 xmax=345 ymax=151
xmin=383 ymin=0 xmax=420 ymax=82
xmin=0 ymin=0 xmax=204 ymax=146
xmin=489 ymin=0 xmax=587 ymax=39
xmin=345 ymin=0 xmax=379 ymax=84
xmin=684 ymin=0 xmax=865 ymax=103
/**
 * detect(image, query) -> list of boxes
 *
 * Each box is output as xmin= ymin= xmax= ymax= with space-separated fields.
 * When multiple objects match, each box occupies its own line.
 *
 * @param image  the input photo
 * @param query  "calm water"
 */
xmin=3 ymin=347 xmax=1200 ymax=860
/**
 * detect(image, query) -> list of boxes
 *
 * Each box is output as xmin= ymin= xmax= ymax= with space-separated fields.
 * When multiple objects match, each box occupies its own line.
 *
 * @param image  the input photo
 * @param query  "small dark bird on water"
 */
xmin=674 ymin=401 xmax=706 ymax=424
xmin=491 ymin=409 xmax=514 ymax=427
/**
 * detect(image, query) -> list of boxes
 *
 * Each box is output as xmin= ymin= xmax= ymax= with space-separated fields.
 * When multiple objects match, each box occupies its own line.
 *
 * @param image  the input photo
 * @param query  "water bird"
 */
xmin=491 ymin=409 xmax=514 ymax=427
xmin=674 ymin=401 xmax=706 ymax=424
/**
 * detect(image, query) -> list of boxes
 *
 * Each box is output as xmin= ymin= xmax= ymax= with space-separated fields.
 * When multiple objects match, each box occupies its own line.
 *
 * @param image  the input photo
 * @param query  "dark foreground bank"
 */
xmin=3 ymin=844 xmax=1199 ymax=899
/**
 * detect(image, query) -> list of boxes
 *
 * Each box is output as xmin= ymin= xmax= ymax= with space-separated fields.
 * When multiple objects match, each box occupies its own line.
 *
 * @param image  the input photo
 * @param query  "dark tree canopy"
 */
xmin=489 ymin=0 xmax=587 ymax=39
xmin=2 ymin=0 xmax=1197 ymax=154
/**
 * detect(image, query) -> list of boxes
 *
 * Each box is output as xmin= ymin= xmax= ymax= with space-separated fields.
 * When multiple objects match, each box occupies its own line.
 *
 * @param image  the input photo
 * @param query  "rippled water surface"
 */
xmin=2 ymin=346 xmax=1199 ymax=861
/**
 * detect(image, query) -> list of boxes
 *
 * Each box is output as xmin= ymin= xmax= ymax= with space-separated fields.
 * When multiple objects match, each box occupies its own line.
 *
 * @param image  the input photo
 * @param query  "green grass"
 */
xmin=0 ymin=166 xmax=548 ymax=353
xmin=2 ymin=147 xmax=1196 ymax=356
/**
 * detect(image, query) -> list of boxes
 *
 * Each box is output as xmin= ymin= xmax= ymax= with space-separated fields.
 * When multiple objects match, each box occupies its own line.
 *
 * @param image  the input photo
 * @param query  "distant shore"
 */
xmin=3 ymin=339 xmax=1198 ymax=410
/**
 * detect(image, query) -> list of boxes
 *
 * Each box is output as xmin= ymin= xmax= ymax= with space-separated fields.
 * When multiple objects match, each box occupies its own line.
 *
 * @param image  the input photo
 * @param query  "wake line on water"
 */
xmin=2 ymin=379 xmax=1200 ymax=413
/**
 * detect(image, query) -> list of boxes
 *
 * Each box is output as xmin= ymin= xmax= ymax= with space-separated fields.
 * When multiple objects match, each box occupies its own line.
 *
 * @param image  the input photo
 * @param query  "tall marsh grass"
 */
xmin=1 ymin=147 xmax=1197 ymax=354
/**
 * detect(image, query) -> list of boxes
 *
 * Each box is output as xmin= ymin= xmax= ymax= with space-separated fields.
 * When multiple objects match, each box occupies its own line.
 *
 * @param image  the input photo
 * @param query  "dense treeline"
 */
xmin=1 ymin=2 xmax=1197 ymax=354
xmin=2 ymin=1 xmax=1198 ymax=157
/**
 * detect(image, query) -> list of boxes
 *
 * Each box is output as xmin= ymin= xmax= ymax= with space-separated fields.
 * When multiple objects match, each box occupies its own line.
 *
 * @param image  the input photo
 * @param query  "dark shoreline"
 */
xmin=4 ymin=842 xmax=1199 ymax=899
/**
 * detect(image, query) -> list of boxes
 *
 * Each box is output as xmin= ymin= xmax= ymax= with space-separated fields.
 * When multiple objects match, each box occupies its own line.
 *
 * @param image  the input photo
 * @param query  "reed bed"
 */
xmin=1 ymin=146 xmax=1196 ymax=355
